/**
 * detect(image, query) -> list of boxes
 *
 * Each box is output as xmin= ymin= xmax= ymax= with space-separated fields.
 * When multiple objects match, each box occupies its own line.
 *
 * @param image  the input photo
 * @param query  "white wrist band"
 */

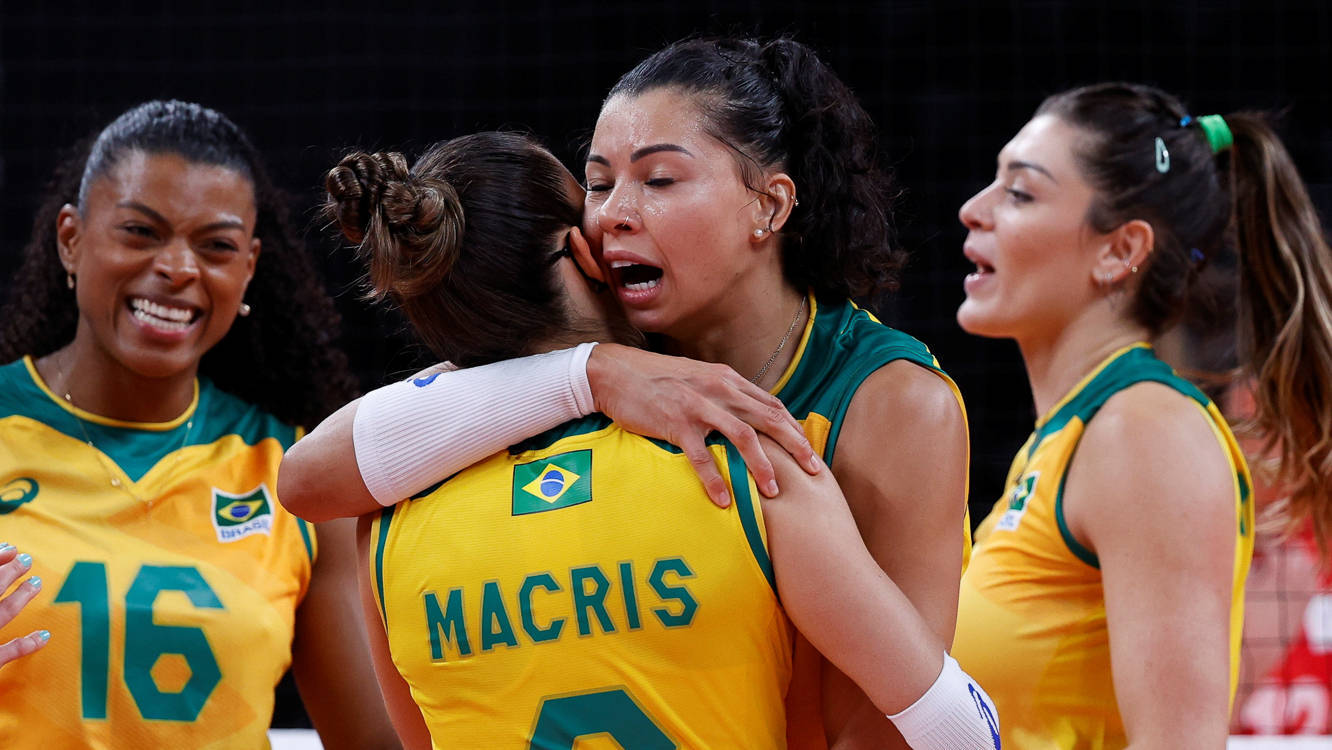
xmin=888 ymin=652 xmax=1001 ymax=749
xmin=354 ymin=343 xmax=598 ymax=505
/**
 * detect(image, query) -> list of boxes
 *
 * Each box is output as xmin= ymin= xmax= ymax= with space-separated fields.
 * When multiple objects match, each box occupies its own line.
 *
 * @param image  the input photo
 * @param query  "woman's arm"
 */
xmin=0 ymin=546 xmax=48 ymax=669
xmin=355 ymin=516 xmax=433 ymax=750
xmin=761 ymin=436 xmax=999 ymax=749
xmin=1065 ymin=385 xmax=1236 ymax=749
xmin=278 ymin=344 xmax=818 ymax=522
xmin=290 ymin=518 xmax=403 ymax=750
xmin=820 ymin=361 xmax=971 ymax=749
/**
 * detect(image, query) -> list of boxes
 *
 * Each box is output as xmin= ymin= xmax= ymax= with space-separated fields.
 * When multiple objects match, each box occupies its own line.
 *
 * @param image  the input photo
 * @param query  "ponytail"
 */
xmin=1226 ymin=113 xmax=1332 ymax=551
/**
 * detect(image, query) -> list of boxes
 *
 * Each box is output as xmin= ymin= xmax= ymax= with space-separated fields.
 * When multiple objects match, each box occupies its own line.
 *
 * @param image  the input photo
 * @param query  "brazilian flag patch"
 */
xmin=211 ymin=484 xmax=275 ymax=542
xmin=512 ymin=450 xmax=592 ymax=516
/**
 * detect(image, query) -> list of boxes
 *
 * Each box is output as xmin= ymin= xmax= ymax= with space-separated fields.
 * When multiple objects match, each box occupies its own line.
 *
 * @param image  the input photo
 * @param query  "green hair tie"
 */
xmin=1196 ymin=114 xmax=1233 ymax=154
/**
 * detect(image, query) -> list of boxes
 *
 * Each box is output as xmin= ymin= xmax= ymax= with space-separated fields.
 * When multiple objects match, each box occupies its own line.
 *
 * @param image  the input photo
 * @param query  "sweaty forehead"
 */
xmin=592 ymin=88 xmax=711 ymax=154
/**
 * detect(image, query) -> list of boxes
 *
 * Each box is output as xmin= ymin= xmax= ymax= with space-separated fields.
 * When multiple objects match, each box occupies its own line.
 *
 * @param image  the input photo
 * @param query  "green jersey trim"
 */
xmin=1040 ymin=345 xmax=1223 ymax=567
xmin=374 ymin=505 xmax=395 ymax=627
xmin=297 ymin=518 xmax=315 ymax=563
xmin=772 ymin=298 xmax=949 ymax=466
xmin=727 ymin=442 xmax=776 ymax=594
xmin=1055 ymin=464 xmax=1100 ymax=569
xmin=1 ymin=357 xmax=298 ymax=482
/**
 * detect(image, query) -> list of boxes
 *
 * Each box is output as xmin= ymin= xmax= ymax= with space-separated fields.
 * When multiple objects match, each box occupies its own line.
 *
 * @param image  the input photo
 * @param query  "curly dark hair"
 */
xmin=0 ymin=100 xmax=358 ymax=427
xmin=608 ymin=36 xmax=906 ymax=304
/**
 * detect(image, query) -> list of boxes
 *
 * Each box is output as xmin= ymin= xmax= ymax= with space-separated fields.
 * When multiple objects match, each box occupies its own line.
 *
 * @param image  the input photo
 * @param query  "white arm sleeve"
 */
xmin=888 ymin=653 xmax=1002 ymax=749
xmin=353 ymin=343 xmax=598 ymax=505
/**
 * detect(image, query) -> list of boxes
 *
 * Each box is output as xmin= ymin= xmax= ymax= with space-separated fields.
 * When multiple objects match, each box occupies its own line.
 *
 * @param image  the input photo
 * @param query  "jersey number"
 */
xmin=54 ymin=562 xmax=224 ymax=721
xmin=530 ymin=688 xmax=674 ymax=749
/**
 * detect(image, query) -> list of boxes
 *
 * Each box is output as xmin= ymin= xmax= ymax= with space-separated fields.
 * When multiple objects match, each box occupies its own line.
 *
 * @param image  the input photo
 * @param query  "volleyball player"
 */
xmin=951 ymin=83 xmax=1332 ymax=747
xmin=324 ymin=134 xmax=998 ymax=749
xmin=0 ymin=101 xmax=397 ymax=748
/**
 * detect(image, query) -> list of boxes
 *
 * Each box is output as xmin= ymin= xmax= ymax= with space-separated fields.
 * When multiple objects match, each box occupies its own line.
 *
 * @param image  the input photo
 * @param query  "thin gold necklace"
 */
xmin=750 ymin=295 xmax=807 ymax=386
xmin=54 ymin=351 xmax=195 ymax=508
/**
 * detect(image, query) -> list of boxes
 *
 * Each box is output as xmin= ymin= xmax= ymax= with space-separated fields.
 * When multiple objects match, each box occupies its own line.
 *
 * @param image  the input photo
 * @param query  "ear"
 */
xmin=56 ymin=204 xmax=82 ymax=274
xmin=749 ymin=171 xmax=797 ymax=242
xmin=566 ymin=226 xmax=605 ymax=283
xmin=1092 ymin=219 xmax=1154 ymax=285
xmin=245 ymin=237 xmax=261 ymax=284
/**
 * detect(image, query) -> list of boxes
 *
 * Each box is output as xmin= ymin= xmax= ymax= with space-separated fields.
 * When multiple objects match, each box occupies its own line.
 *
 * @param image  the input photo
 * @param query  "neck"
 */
xmin=661 ymin=264 xmax=807 ymax=389
xmin=36 ymin=330 xmax=198 ymax=423
xmin=1017 ymin=301 xmax=1151 ymax=420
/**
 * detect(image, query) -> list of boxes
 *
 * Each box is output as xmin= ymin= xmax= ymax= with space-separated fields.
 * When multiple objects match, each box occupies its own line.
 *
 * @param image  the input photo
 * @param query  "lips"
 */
xmin=962 ymin=244 xmax=995 ymax=293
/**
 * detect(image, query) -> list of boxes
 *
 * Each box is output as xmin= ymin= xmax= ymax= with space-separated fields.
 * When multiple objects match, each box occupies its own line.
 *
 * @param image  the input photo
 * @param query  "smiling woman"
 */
xmin=0 ymin=101 xmax=398 ymax=749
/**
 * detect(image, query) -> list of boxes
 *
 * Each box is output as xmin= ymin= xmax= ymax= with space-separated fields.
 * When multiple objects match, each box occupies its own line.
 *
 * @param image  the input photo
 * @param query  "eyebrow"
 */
xmin=1005 ymin=160 xmax=1058 ymax=184
xmin=586 ymin=143 xmax=694 ymax=166
xmin=117 ymin=200 xmax=247 ymax=231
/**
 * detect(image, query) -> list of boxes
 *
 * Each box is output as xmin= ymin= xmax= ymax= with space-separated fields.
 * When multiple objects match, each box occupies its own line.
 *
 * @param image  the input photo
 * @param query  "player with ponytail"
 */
xmin=952 ymin=82 xmax=1332 ymax=748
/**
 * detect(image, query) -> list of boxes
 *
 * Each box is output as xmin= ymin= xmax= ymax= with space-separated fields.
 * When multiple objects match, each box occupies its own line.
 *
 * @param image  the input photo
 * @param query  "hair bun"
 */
xmin=324 ymin=151 xmax=464 ymax=301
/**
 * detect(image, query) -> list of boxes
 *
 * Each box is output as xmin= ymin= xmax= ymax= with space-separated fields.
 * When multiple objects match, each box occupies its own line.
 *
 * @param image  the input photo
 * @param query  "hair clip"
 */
xmin=1189 ymin=247 xmax=1205 ymax=264
xmin=1179 ymin=115 xmax=1194 ymax=127
xmin=1154 ymin=137 xmax=1170 ymax=174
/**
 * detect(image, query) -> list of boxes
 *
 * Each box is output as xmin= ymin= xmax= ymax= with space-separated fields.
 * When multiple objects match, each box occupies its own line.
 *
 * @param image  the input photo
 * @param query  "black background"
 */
xmin=4 ymin=0 xmax=1328 ymax=725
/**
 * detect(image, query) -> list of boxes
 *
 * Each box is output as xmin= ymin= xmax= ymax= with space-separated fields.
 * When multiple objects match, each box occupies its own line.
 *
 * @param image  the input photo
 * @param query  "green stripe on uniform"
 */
xmin=374 ymin=505 xmax=395 ymax=627
xmin=297 ymin=518 xmax=315 ymax=562
xmin=726 ymin=443 xmax=775 ymax=593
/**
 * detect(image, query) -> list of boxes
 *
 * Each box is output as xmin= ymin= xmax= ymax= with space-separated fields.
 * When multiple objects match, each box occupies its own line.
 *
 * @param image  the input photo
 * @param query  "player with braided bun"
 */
xmin=0 ymin=100 xmax=396 ymax=749
xmin=952 ymin=82 xmax=1332 ymax=748
xmin=323 ymin=132 xmax=998 ymax=749
xmin=282 ymin=37 xmax=974 ymax=748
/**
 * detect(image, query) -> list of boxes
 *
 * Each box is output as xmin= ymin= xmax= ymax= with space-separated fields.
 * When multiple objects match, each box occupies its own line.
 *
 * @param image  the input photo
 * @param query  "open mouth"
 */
xmin=609 ymin=260 xmax=664 ymax=291
xmin=128 ymin=297 xmax=202 ymax=332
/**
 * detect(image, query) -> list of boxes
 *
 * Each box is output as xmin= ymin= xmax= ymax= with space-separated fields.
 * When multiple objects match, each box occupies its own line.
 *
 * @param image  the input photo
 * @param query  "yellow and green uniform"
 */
xmin=773 ymin=296 xmax=967 ymax=478
xmin=0 ymin=356 xmax=315 ymax=749
xmin=953 ymin=343 xmax=1254 ymax=749
xmin=369 ymin=415 xmax=790 ymax=749
xmin=767 ymin=295 xmax=971 ymax=746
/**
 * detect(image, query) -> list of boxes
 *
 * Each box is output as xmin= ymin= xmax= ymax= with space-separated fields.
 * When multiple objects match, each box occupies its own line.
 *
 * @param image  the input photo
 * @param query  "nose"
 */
xmin=154 ymin=238 xmax=200 ymax=287
xmin=596 ymin=183 xmax=638 ymax=235
xmin=959 ymin=182 xmax=997 ymax=231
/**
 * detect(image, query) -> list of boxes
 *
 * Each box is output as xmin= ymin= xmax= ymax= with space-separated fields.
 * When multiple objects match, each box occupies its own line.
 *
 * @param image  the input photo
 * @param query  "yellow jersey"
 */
xmin=0 ymin=356 xmax=315 ymax=749
xmin=368 ymin=415 xmax=790 ymax=749
xmin=953 ymin=344 xmax=1254 ymax=749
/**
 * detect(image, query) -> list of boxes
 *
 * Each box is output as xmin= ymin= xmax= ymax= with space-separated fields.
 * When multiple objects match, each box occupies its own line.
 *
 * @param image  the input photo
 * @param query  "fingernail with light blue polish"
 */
xmin=17 ymin=553 xmax=32 ymax=568
xmin=0 ymin=543 xmax=13 ymax=553
xmin=37 ymin=630 xmax=50 ymax=643
xmin=27 ymin=576 xmax=41 ymax=591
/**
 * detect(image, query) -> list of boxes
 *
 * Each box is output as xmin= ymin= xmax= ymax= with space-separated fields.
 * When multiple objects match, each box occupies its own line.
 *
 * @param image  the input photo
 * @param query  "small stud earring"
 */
xmin=66 ymin=274 xmax=75 ymax=290
xmin=753 ymin=228 xmax=766 ymax=238
xmin=1131 ymin=265 xmax=1139 ymax=274
xmin=238 ymin=303 xmax=252 ymax=317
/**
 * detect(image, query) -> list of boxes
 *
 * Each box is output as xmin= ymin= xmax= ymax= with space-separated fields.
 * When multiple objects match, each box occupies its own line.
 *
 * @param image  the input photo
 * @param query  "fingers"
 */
xmin=680 ymin=436 xmax=731 ymax=508
xmin=756 ymin=402 xmax=823 ymax=476
xmin=0 ymin=629 xmax=51 ymax=670
xmin=0 ymin=575 xmax=42 ymax=628
xmin=0 ymin=545 xmax=33 ymax=593
xmin=708 ymin=413 xmax=779 ymax=498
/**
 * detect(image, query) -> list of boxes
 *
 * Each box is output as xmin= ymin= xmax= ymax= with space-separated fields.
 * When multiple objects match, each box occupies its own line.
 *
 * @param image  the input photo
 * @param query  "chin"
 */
xmin=955 ymin=303 xmax=1012 ymax=340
